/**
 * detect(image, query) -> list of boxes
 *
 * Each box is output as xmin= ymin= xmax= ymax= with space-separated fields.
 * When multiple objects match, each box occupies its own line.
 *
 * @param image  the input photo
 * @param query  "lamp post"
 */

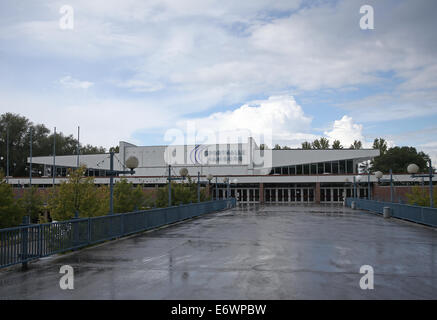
xmin=197 ymin=171 xmax=200 ymax=203
xmin=354 ymin=175 xmax=361 ymax=199
xmin=223 ymin=177 xmax=230 ymax=199
xmin=374 ymin=169 xmax=394 ymax=202
xmin=207 ymin=174 xmax=213 ymax=200
xmin=367 ymin=169 xmax=371 ymax=200
xmin=167 ymin=166 xmax=188 ymax=207
xmin=108 ymin=152 xmax=138 ymax=214
xmin=407 ymin=161 xmax=434 ymax=207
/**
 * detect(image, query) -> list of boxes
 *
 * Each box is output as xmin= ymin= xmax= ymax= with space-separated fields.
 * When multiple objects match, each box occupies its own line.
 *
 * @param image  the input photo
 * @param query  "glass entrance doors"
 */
xmin=264 ymin=188 xmax=315 ymax=203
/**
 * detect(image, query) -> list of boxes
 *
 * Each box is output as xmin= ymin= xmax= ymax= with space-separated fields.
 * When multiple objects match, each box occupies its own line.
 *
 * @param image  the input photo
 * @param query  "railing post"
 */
xmin=38 ymin=224 xmax=43 ymax=257
xmin=121 ymin=213 xmax=125 ymax=236
xmin=20 ymin=215 xmax=30 ymax=271
xmin=87 ymin=217 xmax=91 ymax=244
xmin=73 ymin=210 xmax=79 ymax=248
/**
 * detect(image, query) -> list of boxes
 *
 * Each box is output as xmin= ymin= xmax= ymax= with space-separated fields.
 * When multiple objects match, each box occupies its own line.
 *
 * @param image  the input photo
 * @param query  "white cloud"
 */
xmin=59 ymin=76 xmax=94 ymax=89
xmin=324 ymin=115 xmax=368 ymax=148
xmin=174 ymin=95 xmax=317 ymax=147
xmin=1 ymin=0 xmax=437 ymax=149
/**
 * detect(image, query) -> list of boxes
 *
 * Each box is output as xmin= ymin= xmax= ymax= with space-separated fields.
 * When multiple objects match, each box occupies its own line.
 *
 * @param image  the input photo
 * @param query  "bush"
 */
xmin=405 ymin=185 xmax=437 ymax=207
xmin=0 ymin=172 xmax=24 ymax=228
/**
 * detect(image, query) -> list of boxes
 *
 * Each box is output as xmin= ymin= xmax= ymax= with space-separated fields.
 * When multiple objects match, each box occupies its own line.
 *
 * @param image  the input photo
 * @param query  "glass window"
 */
xmin=317 ymin=163 xmax=323 ymax=174
xmin=282 ymin=166 xmax=289 ymax=175
xmin=325 ymin=162 xmax=332 ymax=174
xmin=332 ymin=161 xmax=339 ymax=174
xmin=303 ymin=164 xmax=310 ymax=175
xmin=347 ymin=160 xmax=353 ymax=173
xmin=311 ymin=163 xmax=317 ymax=174
xmin=290 ymin=166 xmax=296 ymax=175
xmin=296 ymin=165 xmax=302 ymax=175
xmin=339 ymin=160 xmax=346 ymax=174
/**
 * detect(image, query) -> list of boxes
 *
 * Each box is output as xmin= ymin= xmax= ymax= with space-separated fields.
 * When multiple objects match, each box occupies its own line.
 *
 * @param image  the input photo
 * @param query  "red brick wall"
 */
xmin=372 ymin=184 xmax=426 ymax=203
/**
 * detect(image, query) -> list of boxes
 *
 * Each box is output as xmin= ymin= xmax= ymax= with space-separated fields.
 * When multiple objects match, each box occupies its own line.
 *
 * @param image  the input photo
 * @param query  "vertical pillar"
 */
xmin=315 ymin=182 xmax=321 ymax=204
xmin=259 ymin=183 xmax=264 ymax=204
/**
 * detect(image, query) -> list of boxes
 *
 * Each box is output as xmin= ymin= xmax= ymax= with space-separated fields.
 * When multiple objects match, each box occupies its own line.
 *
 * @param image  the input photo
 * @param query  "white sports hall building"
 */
xmin=9 ymin=137 xmax=402 ymax=204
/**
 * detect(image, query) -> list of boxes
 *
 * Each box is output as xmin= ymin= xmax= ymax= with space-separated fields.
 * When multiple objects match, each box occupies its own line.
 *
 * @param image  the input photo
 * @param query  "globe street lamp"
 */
xmin=223 ymin=177 xmax=230 ymax=199
xmin=407 ymin=160 xmax=434 ymax=207
xmin=166 ymin=165 xmax=188 ymax=207
xmin=354 ymin=175 xmax=361 ymax=199
xmin=108 ymin=152 xmax=138 ymax=214
xmin=374 ymin=169 xmax=394 ymax=202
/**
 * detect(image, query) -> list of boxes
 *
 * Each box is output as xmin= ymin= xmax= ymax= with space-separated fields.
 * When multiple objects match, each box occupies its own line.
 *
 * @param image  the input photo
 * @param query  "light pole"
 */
xmin=167 ymin=166 xmax=188 ymax=207
xmin=407 ymin=161 xmax=434 ymax=207
xmin=197 ymin=171 xmax=200 ymax=203
xmin=367 ymin=169 xmax=371 ymax=200
xmin=108 ymin=153 xmax=138 ymax=214
xmin=353 ymin=175 xmax=361 ymax=199
xmin=374 ymin=169 xmax=394 ymax=202
xmin=207 ymin=174 xmax=213 ymax=200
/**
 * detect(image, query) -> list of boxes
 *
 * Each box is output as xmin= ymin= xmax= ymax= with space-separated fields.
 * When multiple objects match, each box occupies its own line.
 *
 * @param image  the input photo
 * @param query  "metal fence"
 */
xmin=345 ymin=198 xmax=437 ymax=227
xmin=0 ymin=198 xmax=236 ymax=270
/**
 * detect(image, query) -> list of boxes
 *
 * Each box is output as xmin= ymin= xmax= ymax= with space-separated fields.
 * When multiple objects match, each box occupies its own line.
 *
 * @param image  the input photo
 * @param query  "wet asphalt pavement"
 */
xmin=0 ymin=204 xmax=436 ymax=299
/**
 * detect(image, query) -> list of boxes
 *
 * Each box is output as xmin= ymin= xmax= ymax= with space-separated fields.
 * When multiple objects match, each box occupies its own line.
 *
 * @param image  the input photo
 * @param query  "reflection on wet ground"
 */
xmin=0 ymin=204 xmax=435 ymax=299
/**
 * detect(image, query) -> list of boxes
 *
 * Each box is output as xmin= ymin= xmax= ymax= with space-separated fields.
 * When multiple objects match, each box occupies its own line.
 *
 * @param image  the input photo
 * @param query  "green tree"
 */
xmin=109 ymin=146 xmax=120 ymax=153
xmin=0 ymin=112 xmax=106 ymax=177
xmin=371 ymin=147 xmax=429 ymax=173
xmin=332 ymin=140 xmax=343 ymax=149
xmin=0 ymin=172 xmax=24 ymax=228
xmin=273 ymin=144 xmax=281 ymax=150
xmin=18 ymin=186 xmax=44 ymax=223
xmin=405 ymin=186 xmax=436 ymax=207
xmin=372 ymin=138 xmax=388 ymax=155
xmin=156 ymin=177 xmax=210 ymax=207
xmin=48 ymin=166 xmax=109 ymax=220
xmin=349 ymin=140 xmax=362 ymax=149
xmin=113 ymin=178 xmax=145 ymax=213
xmin=312 ymin=138 xmax=330 ymax=149
xmin=301 ymin=141 xmax=312 ymax=149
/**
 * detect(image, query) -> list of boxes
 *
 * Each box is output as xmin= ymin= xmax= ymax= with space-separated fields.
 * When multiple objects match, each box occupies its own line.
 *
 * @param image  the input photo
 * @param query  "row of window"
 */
xmin=269 ymin=160 xmax=355 ymax=175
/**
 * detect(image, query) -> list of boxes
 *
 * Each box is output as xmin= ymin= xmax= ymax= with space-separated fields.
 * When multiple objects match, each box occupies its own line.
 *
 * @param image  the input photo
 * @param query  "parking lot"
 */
xmin=0 ymin=204 xmax=436 ymax=299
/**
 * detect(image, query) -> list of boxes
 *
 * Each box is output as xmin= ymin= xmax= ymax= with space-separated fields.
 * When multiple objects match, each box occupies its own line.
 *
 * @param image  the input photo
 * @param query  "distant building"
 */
xmin=11 ymin=137 xmax=396 ymax=204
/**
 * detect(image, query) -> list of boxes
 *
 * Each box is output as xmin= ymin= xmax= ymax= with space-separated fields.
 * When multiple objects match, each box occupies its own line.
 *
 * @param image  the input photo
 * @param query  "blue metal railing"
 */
xmin=0 ymin=199 xmax=236 ymax=269
xmin=345 ymin=198 xmax=437 ymax=227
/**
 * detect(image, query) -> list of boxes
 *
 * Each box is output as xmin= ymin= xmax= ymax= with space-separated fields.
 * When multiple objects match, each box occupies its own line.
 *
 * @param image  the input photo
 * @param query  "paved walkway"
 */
xmin=0 ymin=204 xmax=436 ymax=299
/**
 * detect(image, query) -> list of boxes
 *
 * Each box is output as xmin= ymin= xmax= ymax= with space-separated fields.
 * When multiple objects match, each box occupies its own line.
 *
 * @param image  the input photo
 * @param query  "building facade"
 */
xmin=9 ymin=138 xmax=398 ymax=204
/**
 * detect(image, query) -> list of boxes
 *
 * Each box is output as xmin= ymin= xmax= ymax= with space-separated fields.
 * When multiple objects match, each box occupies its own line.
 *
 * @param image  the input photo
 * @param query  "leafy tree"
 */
xmin=156 ymin=177 xmax=210 ymax=207
xmin=81 ymin=144 xmax=106 ymax=155
xmin=332 ymin=140 xmax=343 ymax=149
xmin=273 ymin=144 xmax=281 ymax=150
xmin=371 ymin=146 xmax=429 ymax=173
xmin=372 ymin=138 xmax=388 ymax=155
xmin=48 ymin=166 xmax=108 ymax=220
xmin=349 ymin=140 xmax=362 ymax=149
xmin=0 ymin=112 xmax=106 ymax=177
xmin=113 ymin=178 xmax=145 ymax=213
xmin=405 ymin=186 xmax=436 ymax=207
xmin=109 ymin=146 xmax=120 ymax=153
xmin=312 ymin=138 xmax=330 ymax=149
xmin=259 ymin=144 xmax=267 ymax=150
xmin=18 ymin=186 xmax=45 ymax=223
xmin=0 ymin=172 xmax=24 ymax=228
xmin=301 ymin=141 xmax=312 ymax=149
xmin=282 ymin=146 xmax=291 ymax=150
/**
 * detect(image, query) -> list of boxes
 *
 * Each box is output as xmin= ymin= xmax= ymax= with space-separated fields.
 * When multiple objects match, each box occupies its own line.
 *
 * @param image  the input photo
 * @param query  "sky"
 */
xmin=1 ymin=0 xmax=436 ymax=162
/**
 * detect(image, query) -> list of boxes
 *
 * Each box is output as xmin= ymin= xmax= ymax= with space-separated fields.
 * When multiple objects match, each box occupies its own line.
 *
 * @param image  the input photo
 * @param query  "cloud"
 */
xmin=1 ymin=0 xmax=437 ymax=151
xmin=173 ymin=95 xmax=317 ymax=147
xmin=59 ymin=76 xmax=94 ymax=89
xmin=324 ymin=116 xmax=367 ymax=147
